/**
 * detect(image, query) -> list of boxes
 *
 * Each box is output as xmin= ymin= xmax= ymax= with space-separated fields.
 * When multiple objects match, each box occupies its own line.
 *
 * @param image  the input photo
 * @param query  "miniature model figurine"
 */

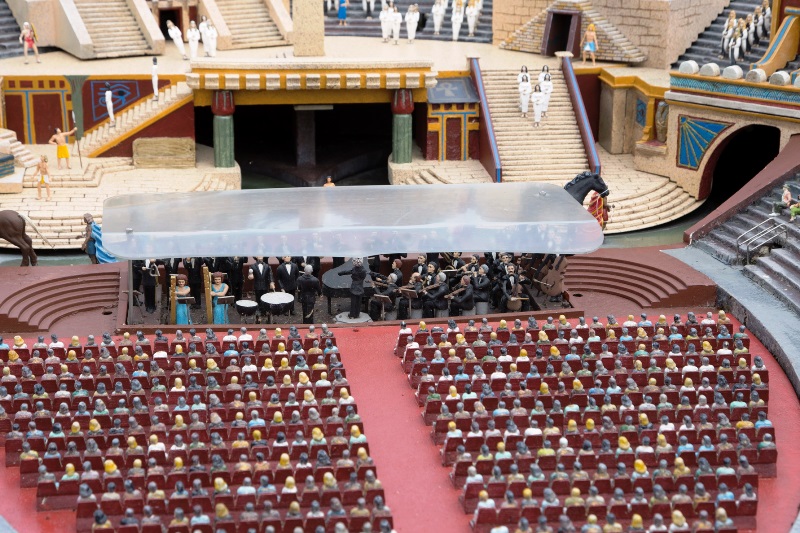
xmin=36 ymin=155 xmax=52 ymax=201
xmin=297 ymin=265 xmax=321 ymax=324
xmin=466 ymin=0 xmax=479 ymax=36
xmin=205 ymin=23 xmax=218 ymax=57
xmin=581 ymin=23 xmax=599 ymax=65
xmin=391 ymin=6 xmax=402 ymax=44
xmin=175 ymin=274 xmax=192 ymax=324
xmin=167 ymin=20 xmax=188 ymax=60
xmin=338 ymin=0 xmax=349 ymax=26
xmin=539 ymin=73 xmax=553 ymax=118
xmin=451 ymin=0 xmax=465 ymax=41
xmin=18 ymin=22 xmax=40 ymax=64
xmin=48 ymin=127 xmax=78 ymax=170
xmin=531 ymin=85 xmax=545 ymax=128
xmin=104 ymin=82 xmax=116 ymax=127
xmin=210 ymin=272 xmax=229 ymax=324
xmin=363 ymin=0 xmax=375 ymax=19
xmin=519 ymin=75 xmax=532 ymax=118
xmin=187 ymin=21 xmax=201 ymax=60
xmin=338 ymin=258 xmax=367 ymax=318
xmin=432 ymin=0 xmax=445 ymax=35
xmin=405 ymin=5 xmax=420 ymax=43
xmin=79 ymin=213 xmax=98 ymax=264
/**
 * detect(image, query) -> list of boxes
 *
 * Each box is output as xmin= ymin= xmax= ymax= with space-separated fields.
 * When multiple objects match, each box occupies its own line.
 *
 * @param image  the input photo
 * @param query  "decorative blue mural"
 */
xmin=677 ymin=115 xmax=732 ymax=170
xmin=89 ymin=80 xmax=140 ymax=122
xmin=635 ymin=98 xmax=647 ymax=127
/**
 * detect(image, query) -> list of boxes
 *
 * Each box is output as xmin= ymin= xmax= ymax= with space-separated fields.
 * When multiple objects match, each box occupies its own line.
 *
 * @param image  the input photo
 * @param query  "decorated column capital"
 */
xmin=212 ymin=90 xmax=235 ymax=116
xmin=392 ymin=89 xmax=414 ymax=115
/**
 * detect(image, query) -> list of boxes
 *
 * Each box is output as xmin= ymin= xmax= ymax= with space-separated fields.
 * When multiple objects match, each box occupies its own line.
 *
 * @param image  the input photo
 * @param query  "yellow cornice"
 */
xmin=598 ymin=69 xmax=667 ymax=99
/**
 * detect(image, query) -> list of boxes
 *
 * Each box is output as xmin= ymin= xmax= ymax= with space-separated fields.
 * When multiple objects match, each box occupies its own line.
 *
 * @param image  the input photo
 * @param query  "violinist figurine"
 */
xmin=369 ymin=273 xmax=398 ymax=321
xmin=422 ymin=272 xmax=448 ymax=318
xmin=447 ymin=275 xmax=475 ymax=316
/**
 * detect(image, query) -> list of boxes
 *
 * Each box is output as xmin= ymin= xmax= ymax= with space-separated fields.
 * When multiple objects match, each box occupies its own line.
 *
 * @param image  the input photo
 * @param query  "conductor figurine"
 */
xmin=338 ymin=257 xmax=367 ymax=319
xmin=297 ymin=265 xmax=321 ymax=324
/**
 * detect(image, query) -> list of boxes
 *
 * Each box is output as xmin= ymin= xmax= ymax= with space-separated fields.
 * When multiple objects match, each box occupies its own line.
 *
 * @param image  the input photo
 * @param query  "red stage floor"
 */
xmin=0 ymin=313 xmax=797 ymax=532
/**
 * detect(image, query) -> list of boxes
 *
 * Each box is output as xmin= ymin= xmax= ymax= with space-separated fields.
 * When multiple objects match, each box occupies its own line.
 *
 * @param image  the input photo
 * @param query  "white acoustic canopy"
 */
xmin=101 ymin=183 xmax=604 ymax=259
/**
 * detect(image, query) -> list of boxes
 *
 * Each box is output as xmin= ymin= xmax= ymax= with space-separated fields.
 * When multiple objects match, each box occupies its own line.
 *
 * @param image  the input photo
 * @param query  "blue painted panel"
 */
xmin=677 ymin=115 xmax=731 ymax=170
xmin=89 ymin=80 xmax=140 ymax=122
xmin=635 ymin=98 xmax=647 ymax=127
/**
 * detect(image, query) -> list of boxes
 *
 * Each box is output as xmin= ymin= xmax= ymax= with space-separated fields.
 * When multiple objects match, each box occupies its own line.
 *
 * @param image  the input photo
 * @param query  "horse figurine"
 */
xmin=0 ymin=210 xmax=51 ymax=266
xmin=564 ymin=171 xmax=611 ymax=230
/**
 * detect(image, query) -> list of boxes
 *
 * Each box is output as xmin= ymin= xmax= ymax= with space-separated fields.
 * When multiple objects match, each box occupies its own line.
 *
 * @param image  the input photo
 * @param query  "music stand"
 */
xmin=440 ymin=269 xmax=459 ymax=278
xmin=216 ymin=296 xmax=235 ymax=305
xmin=373 ymin=294 xmax=392 ymax=321
xmin=399 ymin=289 xmax=418 ymax=300
xmin=177 ymin=297 xmax=195 ymax=305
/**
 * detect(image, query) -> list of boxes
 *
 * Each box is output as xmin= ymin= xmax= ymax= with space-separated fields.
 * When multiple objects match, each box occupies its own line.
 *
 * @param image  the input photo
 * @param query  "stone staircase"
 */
xmin=602 ymin=180 xmax=704 ymax=233
xmin=671 ymin=0 xmax=789 ymax=70
xmin=0 ymin=128 xmax=37 ymax=168
xmin=215 ymin=0 xmax=286 ymax=48
xmin=0 ymin=0 xmax=22 ymax=59
xmin=693 ymin=178 xmax=800 ymax=317
xmin=0 ymin=266 xmax=120 ymax=332
xmin=480 ymin=68 xmax=588 ymax=183
xmin=73 ymin=0 xmax=152 ymax=58
xmin=192 ymin=172 xmax=237 ymax=191
xmin=408 ymin=168 xmax=448 ymax=184
xmin=501 ymin=0 xmax=646 ymax=64
xmin=323 ymin=0 xmax=493 ymax=43
xmin=79 ymin=82 xmax=192 ymax=157
xmin=22 ymin=158 xmax=131 ymax=188
xmin=693 ymin=179 xmax=800 ymax=265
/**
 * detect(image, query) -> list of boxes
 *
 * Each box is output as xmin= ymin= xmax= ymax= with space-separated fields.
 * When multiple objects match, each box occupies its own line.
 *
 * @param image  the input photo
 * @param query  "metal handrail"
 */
xmin=469 ymin=58 xmax=503 ymax=183
xmin=736 ymin=219 xmax=788 ymax=264
xmin=561 ymin=55 xmax=601 ymax=175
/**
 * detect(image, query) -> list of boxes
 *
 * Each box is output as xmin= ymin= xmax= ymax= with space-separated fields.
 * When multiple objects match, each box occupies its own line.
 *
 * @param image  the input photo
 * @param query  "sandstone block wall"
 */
xmin=492 ymin=0 xmax=550 ymax=46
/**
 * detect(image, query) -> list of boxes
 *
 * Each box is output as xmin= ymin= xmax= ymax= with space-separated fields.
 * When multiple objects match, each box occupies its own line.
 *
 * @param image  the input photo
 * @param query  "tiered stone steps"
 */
xmin=22 ymin=158 xmax=131 ymax=188
xmin=323 ymin=0 xmax=493 ymax=43
xmin=215 ymin=0 xmax=286 ymax=48
xmin=603 ymin=180 xmax=704 ymax=233
xmin=565 ymin=249 xmax=716 ymax=309
xmin=0 ymin=128 xmax=37 ymax=168
xmin=79 ymin=82 xmax=192 ymax=157
xmin=192 ymin=173 xmax=237 ymax=191
xmin=408 ymin=168 xmax=448 ymax=184
xmin=0 ymin=268 xmax=120 ymax=332
xmin=480 ymin=68 xmax=588 ymax=183
xmin=0 ymin=0 xmax=22 ymax=59
xmin=672 ymin=0 xmax=781 ymax=70
xmin=501 ymin=0 xmax=646 ymax=64
xmin=73 ymin=0 xmax=152 ymax=58
xmin=694 ymin=179 xmax=800 ymax=265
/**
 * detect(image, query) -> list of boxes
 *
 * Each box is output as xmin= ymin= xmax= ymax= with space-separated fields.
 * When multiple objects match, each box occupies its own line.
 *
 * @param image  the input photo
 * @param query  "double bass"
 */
xmin=540 ymin=255 xmax=567 ymax=303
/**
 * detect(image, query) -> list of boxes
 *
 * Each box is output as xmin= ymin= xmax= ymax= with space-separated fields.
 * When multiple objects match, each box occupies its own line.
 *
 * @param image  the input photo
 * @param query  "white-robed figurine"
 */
xmin=432 ymin=0 xmax=445 ymax=35
xmin=763 ymin=0 xmax=771 ymax=32
xmin=363 ymin=0 xmax=375 ymax=19
xmin=166 ymin=20 xmax=188 ymax=60
xmin=538 ymin=65 xmax=549 ymax=83
xmin=205 ymin=23 xmax=218 ymax=57
xmin=719 ymin=12 xmax=735 ymax=59
xmin=151 ymin=57 xmax=159 ymax=101
xmin=380 ymin=5 xmax=391 ymax=42
xmin=465 ymin=0 xmax=478 ymax=37
xmin=531 ymin=84 xmax=545 ymax=127
xmin=728 ymin=28 xmax=742 ymax=65
xmin=104 ymin=82 xmax=116 ymax=127
xmin=405 ymin=5 xmax=420 ymax=43
xmin=517 ymin=66 xmax=529 ymax=84
xmin=451 ymin=0 xmax=465 ymax=41
xmin=198 ymin=15 xmax=209 ymax=51
xmin=540 ymin=73 xmax=553 ymax=118
xmin=391 ymin=6 xmax=402 ymax=45
xmin=187 ymin=21 xmax=201 ymax=60
xmin=519 ymin=75 xmax=532 ymax=118
xmin=738 ymin=19 xmax=748 ymax=58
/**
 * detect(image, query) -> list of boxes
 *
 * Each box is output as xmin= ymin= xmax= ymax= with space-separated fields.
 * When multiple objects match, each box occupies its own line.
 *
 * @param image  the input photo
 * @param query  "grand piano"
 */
xmin=321 ymin=259 xmax=376 ymax=315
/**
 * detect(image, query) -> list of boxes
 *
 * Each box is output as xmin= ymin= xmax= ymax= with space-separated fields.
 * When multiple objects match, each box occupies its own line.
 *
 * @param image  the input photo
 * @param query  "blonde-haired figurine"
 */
xmin=405 ymin=5 xmax=420 ymax=43
xmin=581 ymin=23 xmax=598 ymax=65
xmin=451 ymin=0 xmax=465 ymax=41
xmin=380 ymin=5 xmax=391 ymax=42
xmin=763 ymin=0 xmax=772 ymax=32
xmin=465 ymin=0 xmax=479 ymax=37
xmin=19 ymin=22 xmax=40 ymax=64
xmin=728 ymin=27 xmax=742 ymax=65
xmin=36 ymin=155 xmax=52 ymax=201
xmin=166 ymin=20 xmax=188 ymax=60
xmin=432 ymin=0 xmax=445 ymax=35
xmin=720 ymin=12 xmax=736 ymax=59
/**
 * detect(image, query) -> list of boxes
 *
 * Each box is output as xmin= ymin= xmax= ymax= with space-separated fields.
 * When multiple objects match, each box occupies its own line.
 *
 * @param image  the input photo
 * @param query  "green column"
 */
xmin=392 ymin=113 xmax=413 ymax=164
xmin=213 ymin=114 xmax=235 ymax=168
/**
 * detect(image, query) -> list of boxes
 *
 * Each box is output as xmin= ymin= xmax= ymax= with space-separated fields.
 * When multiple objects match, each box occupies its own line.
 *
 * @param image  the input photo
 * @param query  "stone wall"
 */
xmin=492 ymin=0 xmax=550 ymax=46
xmin=495 ymin=0 xmax=729 ymax=69
xmin=589 ymin=0 xmax=729 ymax=68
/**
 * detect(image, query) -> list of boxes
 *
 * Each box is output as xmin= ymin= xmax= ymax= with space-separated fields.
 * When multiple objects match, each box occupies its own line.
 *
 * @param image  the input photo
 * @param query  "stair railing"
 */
xmin=469 ymin=57 xmax=503 ymax=183
xmin=736 ymin=218 xmax=788 ymax=264
xmin=561 ymin=53 xmax=601 ymax=175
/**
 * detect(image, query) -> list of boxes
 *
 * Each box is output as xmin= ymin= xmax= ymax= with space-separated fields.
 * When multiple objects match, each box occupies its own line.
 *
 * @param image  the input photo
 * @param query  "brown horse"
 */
xmin=0 ymin=210 xmax=46 ymax=266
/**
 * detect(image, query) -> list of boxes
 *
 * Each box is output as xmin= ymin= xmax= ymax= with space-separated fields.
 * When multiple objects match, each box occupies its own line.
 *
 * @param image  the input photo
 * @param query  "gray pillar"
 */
xmin=213 ymin=114 xmax=235 ymax=168
xmin=296 ymin=110 xmax=316 ymax=167
xmin=392 ymin=113 xmax=413 ymax=164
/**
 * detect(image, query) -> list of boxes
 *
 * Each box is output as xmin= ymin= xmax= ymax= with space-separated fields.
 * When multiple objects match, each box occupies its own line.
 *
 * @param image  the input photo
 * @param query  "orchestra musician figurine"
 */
xmin=422 ymin=272 xmax=448 ymax=318
xmin=397 ymin=272 xmax=423 ymax=320
xmin=500 ymin=263 xmax=531 ymax=312
xmin=248 ymin=257 xmax=275 ymax=322
xmin=369 ymin=273 xmax=398 ymax=321
xmin=337 ymin=257 xmax=368 ymax=319
xmin=447 ymin=275 xmax=475 ymax=316
xmin=297 ymin=265 xmax=321 ymax=324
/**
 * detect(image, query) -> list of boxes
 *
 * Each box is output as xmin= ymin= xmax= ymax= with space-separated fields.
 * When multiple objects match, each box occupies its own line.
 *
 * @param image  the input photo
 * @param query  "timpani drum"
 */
xmin=261 ymin=292 xmax=295 ymax=322
xmin=236 ymin=300 xmax=258 ymax=323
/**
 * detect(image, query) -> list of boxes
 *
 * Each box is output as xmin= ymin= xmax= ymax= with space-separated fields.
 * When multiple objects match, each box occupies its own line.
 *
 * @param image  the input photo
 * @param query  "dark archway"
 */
xmin=699 ymin=124 xmax=781 ymax=202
